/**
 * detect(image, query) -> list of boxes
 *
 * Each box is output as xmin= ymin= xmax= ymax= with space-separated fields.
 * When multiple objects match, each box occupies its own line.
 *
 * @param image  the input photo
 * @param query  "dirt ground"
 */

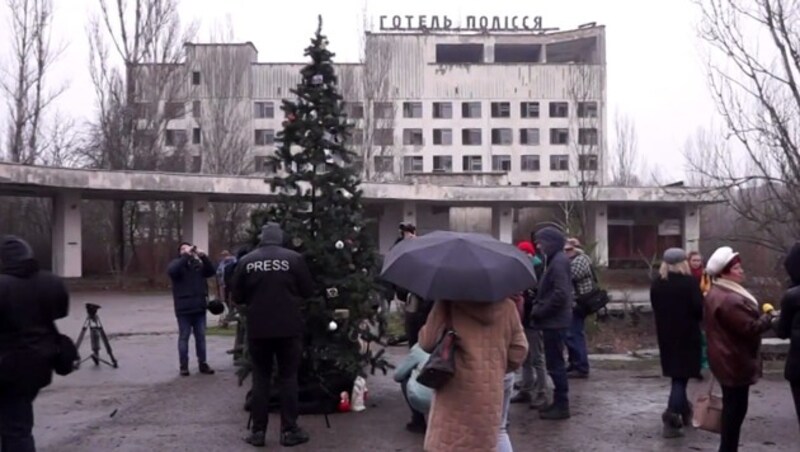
xmin=30 ymin=292 xmax=800 ymax=452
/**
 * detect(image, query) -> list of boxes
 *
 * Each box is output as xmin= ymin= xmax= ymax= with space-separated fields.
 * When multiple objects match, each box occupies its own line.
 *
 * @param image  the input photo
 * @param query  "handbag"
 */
xmin=416 ymin=301 xmax=458 ymax=390
xmin=575 ymin=265 xmax=610 ymax=316
xmin=692 ymin=376 xmax=723 ymax=433
xmin=52 ymin=329 xmax=79 ymax=376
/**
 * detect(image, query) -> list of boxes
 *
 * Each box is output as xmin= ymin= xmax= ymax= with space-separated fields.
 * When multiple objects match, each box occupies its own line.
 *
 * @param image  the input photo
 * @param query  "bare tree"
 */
xmin=610 ymin=110 xmax=641 ymax=186
xmin=692 ymin=0 xmax=800 ymax=253
xmin=340 ymin=11 xmax=396 ymax=181
xmin=84 ymin=0 xmax=196 ymax=277
xmin=1 ymin=0 xmax=65 ymax=164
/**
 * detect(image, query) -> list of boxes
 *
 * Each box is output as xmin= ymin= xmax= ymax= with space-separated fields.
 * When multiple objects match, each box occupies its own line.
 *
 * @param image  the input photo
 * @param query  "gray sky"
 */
xmin=1 ymin=0 xmax=717 ymax=180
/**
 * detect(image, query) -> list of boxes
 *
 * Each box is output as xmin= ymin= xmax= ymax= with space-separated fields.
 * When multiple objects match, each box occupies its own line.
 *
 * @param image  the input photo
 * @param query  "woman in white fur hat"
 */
xmin=704 ymin=246 xmax=776 ymax=452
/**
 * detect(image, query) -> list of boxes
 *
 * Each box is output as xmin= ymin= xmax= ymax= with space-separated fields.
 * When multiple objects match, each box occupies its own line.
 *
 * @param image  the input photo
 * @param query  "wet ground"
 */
xmin=31 ymin=293 xmax=800 ymax=451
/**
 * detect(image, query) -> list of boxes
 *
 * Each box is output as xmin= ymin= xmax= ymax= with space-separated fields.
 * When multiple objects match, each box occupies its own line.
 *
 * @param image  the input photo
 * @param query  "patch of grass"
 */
xmin=206 ymin=325 xmax=237 ymax=337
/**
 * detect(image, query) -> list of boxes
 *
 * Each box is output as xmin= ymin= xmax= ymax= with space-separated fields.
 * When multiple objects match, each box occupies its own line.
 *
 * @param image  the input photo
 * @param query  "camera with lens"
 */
xmin=188 ymin=246 xmax=203 ymax=271
xmin=85 ymin=303 xmax=101 ymax=318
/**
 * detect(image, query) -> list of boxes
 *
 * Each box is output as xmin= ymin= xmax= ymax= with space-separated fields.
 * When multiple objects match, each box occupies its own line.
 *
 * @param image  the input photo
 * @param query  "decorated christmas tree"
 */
xmin=238 ymin=16 xmax=389 ymax=414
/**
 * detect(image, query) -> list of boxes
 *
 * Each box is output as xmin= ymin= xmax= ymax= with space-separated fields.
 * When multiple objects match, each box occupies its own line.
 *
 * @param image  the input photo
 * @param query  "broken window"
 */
xmin=374 ymin=156 xmax=394 ymax=173
xmin=491 ymin=102 xmax=511 ymax=118
xmin=462 ymin=155 xmax=483 ymax=172
xmin=549 ymin=102 xmax=569 ymax=118
xmin=433 ymin=128 xmax=452 ymax=145
xmin=520 ymin=128 xmax=540 ymax=145
xmin=436 ymin=44 xmax=484 ymax=64
xmin=550 ymin=128 xmax=569 ymax=145
xmin=578 ymin=128 xmax=599 ymax=146
xmin=374 ymin=102 xmax=395 ymax=119
xmin=462 ymin=102 xmax=482 ymax=118
xmin=403 ymin=102 xmax=423 ymax=118
xmin=373 ymin=128 xmax=394 ymax=146
xmin=521 ymin=155 xmax=540 ymax=171
xmin=165 ymin=129 xmax=187 ymax=147
xmin=550 ymin=155 xmax=569 ymax=171
xmin=545 ymin=37 xmax=599 ymax=64
xmin=433 ymin=155 xmax=453 ymax=172
xmin=403 ymin=128 xmax=424 ymax=145
xmin=433 ymin=102 xmax=453 ymax=119
xmin=579 ymin=154 xmax=599 ymax=171
xmin=578 ymin=102 xmax=598 ymax=118
xmin=494 ymin=44 xmax=542 ymax=63
xmin=254 ymin=101 xmax=274 ymax=119
xmin=192 ymin=127 xmax=201 ymax=145
xmin=403 ymin=156 xmax=424 ymax=173
xmin=254 ymin=129 xmax=275 ymax=146
xmin=520 ymin=102 xmax=540 ymax=118
xmin=492 ymin=155 xmax=511 ymax=172
xmin=491 ymin=128 xmax=513 ymax=145
xmin=462 ymin=128 xmax=482 ymax=145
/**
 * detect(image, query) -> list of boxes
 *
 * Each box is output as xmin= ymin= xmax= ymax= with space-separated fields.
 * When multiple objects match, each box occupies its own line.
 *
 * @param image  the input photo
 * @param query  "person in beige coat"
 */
xmin=419 ymin=299 xmax=529 ymax=452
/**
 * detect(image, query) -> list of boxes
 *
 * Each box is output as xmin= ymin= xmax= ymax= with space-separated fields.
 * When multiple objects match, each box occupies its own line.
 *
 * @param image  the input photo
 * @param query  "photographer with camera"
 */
xmin=167 ymin=242 xmax=216 ymax=377
xmin=0 ymin=235 xmax=74 ymax=452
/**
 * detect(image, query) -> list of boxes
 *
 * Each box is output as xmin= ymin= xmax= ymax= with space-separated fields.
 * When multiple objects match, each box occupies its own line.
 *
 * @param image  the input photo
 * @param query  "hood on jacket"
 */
xmin=0 ymin=235 xmax=39 ymax=278
xmin=785 ymin=242 xmax=800 ymax=286
xmin=259 ymin=222 xmax=284 ymax=246
xmin=534 ymin=227 xmax=566 ymax=259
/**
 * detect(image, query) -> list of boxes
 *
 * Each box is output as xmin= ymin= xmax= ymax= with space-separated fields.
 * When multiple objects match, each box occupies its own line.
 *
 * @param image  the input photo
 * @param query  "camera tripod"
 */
xmin=74 ymin=303 xmax=118 ymax=369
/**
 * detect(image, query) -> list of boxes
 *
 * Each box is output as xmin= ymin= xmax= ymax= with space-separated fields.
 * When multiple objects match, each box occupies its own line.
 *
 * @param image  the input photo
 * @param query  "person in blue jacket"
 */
xmin=167 ymin=242 xmax=216 ymax=376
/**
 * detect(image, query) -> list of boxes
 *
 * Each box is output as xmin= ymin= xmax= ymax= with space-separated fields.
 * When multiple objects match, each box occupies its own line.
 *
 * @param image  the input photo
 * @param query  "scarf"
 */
xmin=713 ymin=278 xmax=758 ymax=308
xmin=691 ymin=267 xmax=704 ymax=281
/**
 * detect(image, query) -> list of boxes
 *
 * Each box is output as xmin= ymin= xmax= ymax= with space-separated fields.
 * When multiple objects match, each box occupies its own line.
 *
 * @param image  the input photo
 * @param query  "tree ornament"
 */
xmin=312 ymin=74 xmax=324 ymax=85
xmin=326 ymin=287 xmax=339 ymax=298
xmin=353 ymin=225 xmax=361 ymax=232
xmin=328 ymin=320 xmax=339 ymax=331
xmin=292 ymin=237 xmax=303 ymax=247
xmin=337 ymin=391 xmax=351 ymax=412
xmin=335 ymin=240 xmax=344 ymax=250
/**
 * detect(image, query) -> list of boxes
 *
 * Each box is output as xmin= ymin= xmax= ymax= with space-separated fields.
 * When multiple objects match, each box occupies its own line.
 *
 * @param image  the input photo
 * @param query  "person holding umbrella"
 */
xmin=381 ymin=231 xmax=532 ymax=451
xmin=530 ymin=226 xmax=573 ymax=420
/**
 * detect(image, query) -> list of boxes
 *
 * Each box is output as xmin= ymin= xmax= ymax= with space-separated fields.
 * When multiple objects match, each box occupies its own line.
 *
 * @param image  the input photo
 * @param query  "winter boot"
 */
xmin=539 ymin=403 xmax=570 ymax=420
xmin=244 ymin=430 xmax=266 ymax=447
xmin=180 ymin=366 xmax=190 ymax=377
xmin=280 ymin=426 xmax=310 ymax=447
xmin=661 ymin=411 xmax=684 ymax=438
xmin=199 ymin=362 xmax=215 ymax=375
xmin=681 ymin=402 xmax=694 ymax=428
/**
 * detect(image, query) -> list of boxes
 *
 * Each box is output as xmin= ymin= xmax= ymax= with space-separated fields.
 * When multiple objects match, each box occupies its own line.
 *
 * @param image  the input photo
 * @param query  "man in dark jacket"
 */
xmin=776 ymin=242 xmax=800 ymax=425
xmin=531 ymin=227 xmax=573 ymax=420
xmin=0 ymin=236 xmax=70 ymax=452
xmin=167 ymin=242 xmax=216 ymax=377
xmin=232 ymin=223 xmax=314 ymax=448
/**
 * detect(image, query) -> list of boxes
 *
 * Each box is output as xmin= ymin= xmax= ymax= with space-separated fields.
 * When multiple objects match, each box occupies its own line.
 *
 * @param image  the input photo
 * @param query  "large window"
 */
xmin=521 ymin=102 xmax=540 ymax=118
xmin=578 ymin=101 xmax=598 ymax=118
xmin=492 ymin=155 xmax=511 ymax=172
xmin=520 ymin=128 xmax=540 ymax=145
xmin=461 ymin=102 xmax=482 ymax=118
xmin=165 ymin=102 xmax=185 ymax=118
xmin=462 ymin=128 xmax=482 ymax=145
xmin=491 ymin=128 xmax=513 ymax=145
xmin=550 ymin=155 xmax=569 ymax=171
xmin=373 ymin=156 xmax=394 ymax=173
xmin=165 ymin=129 xmax=187 ymax=147
xmin=192 ymin=127 xmax=201 ymax=145
xmin=433 ymin=155 xmax=453 ymax=172
xmin=403 ymin=102 xmax=423 ymax=118
xmin=344 ymin=102 xmax=364 ymax=119
xmin=433 ymin=128 xmax=452 ymax=145
xmin=494 ymin=44 xmax=542 ymax=63
xmin=374 ymin=128 xmax=394 ymax=146
xmin=462 ymin=155 xmax=483 ymax=172
xmin=374 ymin=102 xmax=394 ymax=119
xmin=520 ymin=155 xmax=540 ymax=171
xmin=403 ymin=128 xmax=424 ymax=145
xmin=550 ymin=128 xmax=569 ymax=145
xmin=579 ymin=154 xmax=599 ymax=171
xmin=254 ymin=101 xmax=274 ymax=119
xmin=403 ymin=156 xmax=424 ymax=173
xmin=254 ymin=129 xmax=275 ymax=146
xmin=433 ymin=102 xmax=453 ymax=119
xmin=549 ymin=102 xmax=569 ymax=118
xmin=491 ymin=102 xmax=511 ymax=118
xmin=435 ymin=44 xmax=484 ymax=64
xmin=191 ymin=71 xmax=201 ymax=85
xmin=578 ymin=128 xmax=599 ymax=146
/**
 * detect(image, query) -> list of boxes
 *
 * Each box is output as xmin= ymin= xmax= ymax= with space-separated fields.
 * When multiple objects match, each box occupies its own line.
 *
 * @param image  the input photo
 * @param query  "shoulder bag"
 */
xmin=416 ymin=301 xmax=458 ymax=390
xmin=575 ymin=264 xmax=610 ymax=316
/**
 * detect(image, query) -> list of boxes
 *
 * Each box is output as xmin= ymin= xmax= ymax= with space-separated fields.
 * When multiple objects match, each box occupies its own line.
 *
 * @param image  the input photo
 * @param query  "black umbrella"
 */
xmin=380 ymin=230 xmax=537 ymax=303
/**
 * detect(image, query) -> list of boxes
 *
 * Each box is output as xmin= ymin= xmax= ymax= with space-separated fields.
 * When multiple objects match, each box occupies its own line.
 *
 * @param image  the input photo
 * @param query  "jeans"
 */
xmin=497 ymin=372 xmax=515 ymax=452
xmin=249 ymin=337 xmax=302 ymax=433
xmin=565 ymin=311 xmax=590 ymax=374
xmin=542 ymin=329 xmax=569 ymax=407
xmin=0 ymin=389 xmax=38 ymax=452
xmin=719 ymin=385 xmax=750 ymax=452
xmin=401 ymin=379 xmax=427 ymax=426
xmin=518 ymin=329 xmax=547 ymax=397
xmin=667 ymin=378 xmax=689 ymax=414
xmin=177 ymin=312 xmax=207 ymax=368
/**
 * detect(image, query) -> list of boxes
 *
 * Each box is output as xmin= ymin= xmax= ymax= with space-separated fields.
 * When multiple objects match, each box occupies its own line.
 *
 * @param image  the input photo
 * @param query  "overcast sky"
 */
xmin=0 ymin=0 xmax=717 ymax=180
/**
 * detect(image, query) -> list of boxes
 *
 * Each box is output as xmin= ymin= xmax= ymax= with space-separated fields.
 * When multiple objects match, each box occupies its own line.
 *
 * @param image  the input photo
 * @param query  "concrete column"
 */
xmin=52 ymin=191 xmax=82 ymax=278
xmin=182 ymin=195 xmax=209 ymax=253
xmin=402 ymin=201 xmax=417 ymax=228
xmin=683 ymin=204 xmax=701 ymax=252
xmin=592 ymin=203 xmax=609 ymax=267
xmin=491 ymin=205 xmax=514 ymax=243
